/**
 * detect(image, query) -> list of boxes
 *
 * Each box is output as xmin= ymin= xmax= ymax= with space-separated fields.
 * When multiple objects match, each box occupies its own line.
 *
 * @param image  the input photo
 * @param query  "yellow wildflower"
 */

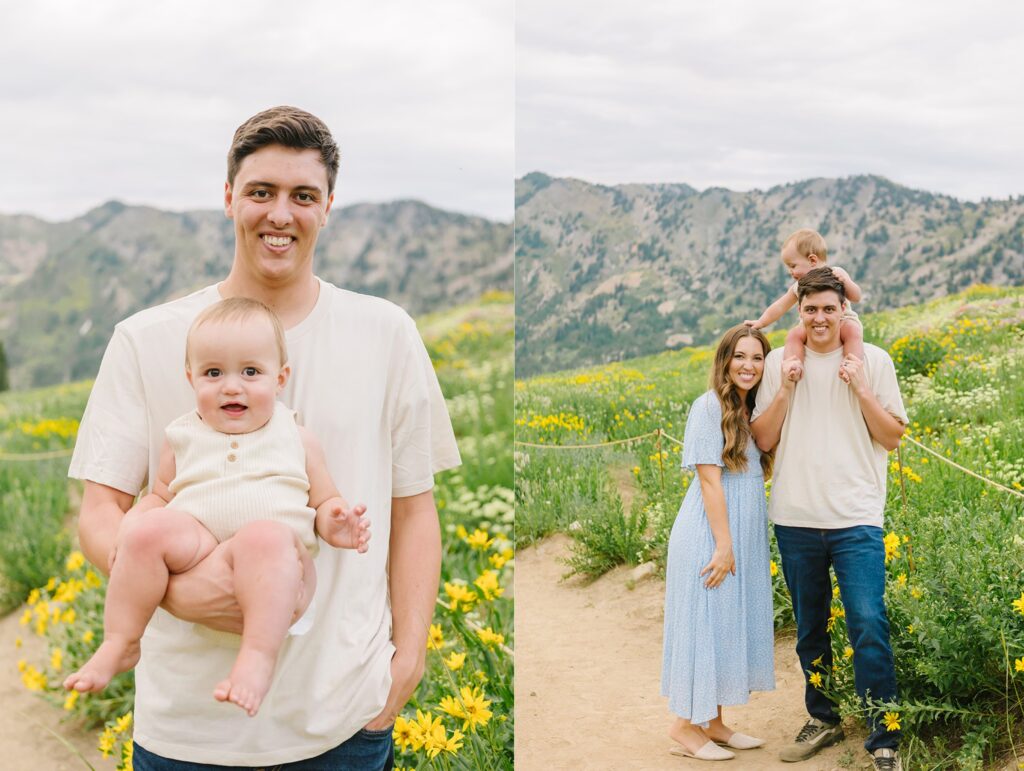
xmin=64 ymin=691 xmax=80 ymax=711
xmin=769 ymin=560 xmax=778 ymax=577
xmin=66 ymin=551 xmax=86 ymax=572
xmin=444 ymin=582 xmax=478 ymax=612
xmin=18 ymin=609 xmax=31 ymax=627
xmin=45 ymin=577 xmax=57 ymax=592
xmin=26 ymin=588 xmax=40 ymax=606
xmin=1015 ymin=657 xmax=1024 ymax=673
xmin=476 ymin=627 xmax=505 ymax=648
xmin=61 ymin=608 xmax=76 ymax=625
xmin=50 ymin=648 xmax=63 ymax=671
xmin=393 ymin=715 xmax=420 ymax=752
xmin=456 ymin=686 xmax=492 ymax=732
xmin=98 ymin=727 xmax=117 ymax=758
xmin=911 ymin=587 xmax=923 ymax=599
xmin=884 ymin=532 xmax=901 ymax=564
xmin=843 ymin=646 xmax=853 ymax=660
xmin=896 ymin=573 xmax=907 ymax=587
xmin=85 ymin=570 xmax=103 ymax=588
xmin=444 ymin=651 xmax=467 ymax=671
xmin=473 ymin=570 xmax=504 ymax=601
xmin=465 ymin=529 xmax=496 ymax=551
xmin=883 ymin=711 xmax=901 ymax=731
xmin=1013 ymin=591 xmax=1024 ymax=616
xmin=427 ymin=623 xmax=445 ymax=651
xmin=808 ymin=671 xmax=823 ymax=688
xmin=83 ymin=630 xmax=95 ymax=644
xmin=489 ymin=548 xmax=513 ymax=569
xmin=14 ymin=636 xmax=22 ymax=648
xmin=114 ymin=711 xmax=133 ymax=734
xmin=811 ymin=655 xmax=823 ymax=668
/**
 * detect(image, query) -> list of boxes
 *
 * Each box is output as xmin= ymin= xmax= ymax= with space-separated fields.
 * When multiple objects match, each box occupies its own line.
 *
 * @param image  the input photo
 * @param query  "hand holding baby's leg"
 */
xmin=64 ymin=509 xmax=218 ymax=693
xmin=213 ymin=521 xmax=309 ymax=716
xmin=783 ymin=324 xmax=807 ymax=381
xmin=315 ymin=499 xmax=371 ymax=552
xmin=838 ymin=320 xmax=865 ymax=383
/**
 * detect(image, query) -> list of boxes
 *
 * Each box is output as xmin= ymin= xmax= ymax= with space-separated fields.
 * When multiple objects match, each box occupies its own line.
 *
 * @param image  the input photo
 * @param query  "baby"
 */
xmin=744 ymin=228 xmax=863 ymax=381
xmin=64 ymin=297 xmax=370 ymax=717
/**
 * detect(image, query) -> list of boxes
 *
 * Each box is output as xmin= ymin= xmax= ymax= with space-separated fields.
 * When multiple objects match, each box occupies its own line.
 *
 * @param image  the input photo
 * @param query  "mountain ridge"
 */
xmin=515 ymin=173 xmax=1024 ymax=376
xmin=0 ymin=199 xmax=511 ymax=388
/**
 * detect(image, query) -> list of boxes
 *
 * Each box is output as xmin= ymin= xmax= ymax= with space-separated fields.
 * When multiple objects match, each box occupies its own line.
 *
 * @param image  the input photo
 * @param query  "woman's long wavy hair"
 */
xmin=709 ymin=324 xmax=774 ymax=478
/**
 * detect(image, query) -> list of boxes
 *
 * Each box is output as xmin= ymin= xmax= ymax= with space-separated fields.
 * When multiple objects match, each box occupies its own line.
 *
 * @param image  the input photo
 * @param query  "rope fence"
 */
xmin=515 ymin=425 xmax=1024 ymax=502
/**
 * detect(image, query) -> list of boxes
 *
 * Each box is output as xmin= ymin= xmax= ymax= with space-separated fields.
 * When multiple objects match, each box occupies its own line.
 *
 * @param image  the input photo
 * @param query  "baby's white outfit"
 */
xmin=166 ymin=401 xmax=318 ymax=554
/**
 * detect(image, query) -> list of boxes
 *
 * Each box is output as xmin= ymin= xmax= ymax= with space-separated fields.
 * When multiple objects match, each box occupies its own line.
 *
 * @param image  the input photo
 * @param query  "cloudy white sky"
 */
xmin=1 ymin=0 xmax=513 ymax=223
xmin=517 ymin=0 xmax=1024 ymax=201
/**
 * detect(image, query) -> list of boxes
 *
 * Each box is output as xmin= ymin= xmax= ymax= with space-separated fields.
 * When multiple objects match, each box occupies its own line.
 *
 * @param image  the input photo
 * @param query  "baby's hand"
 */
xmin=744 ymin=319 xmax=765 ymax=329
xmin=317 ymin=501 xmax=371 ymax=552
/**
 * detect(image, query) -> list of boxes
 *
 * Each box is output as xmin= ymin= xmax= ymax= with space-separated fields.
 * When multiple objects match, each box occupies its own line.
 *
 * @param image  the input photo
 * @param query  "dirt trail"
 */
xmin=515 ymin=534 xmax=869 ymax=771
xmin=0 ymin=606 xmax=109 ymax=770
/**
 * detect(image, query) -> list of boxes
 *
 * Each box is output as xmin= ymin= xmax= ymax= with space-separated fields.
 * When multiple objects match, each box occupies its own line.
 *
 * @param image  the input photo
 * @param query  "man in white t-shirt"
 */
xmin=69 ymin=106 xmax=460 ymax=769
xmin=751 ymin=267 xmax=907 ymax=771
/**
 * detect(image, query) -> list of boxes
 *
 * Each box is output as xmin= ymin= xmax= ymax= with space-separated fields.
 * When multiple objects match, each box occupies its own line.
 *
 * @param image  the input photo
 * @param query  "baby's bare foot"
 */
xmin=63 ymin=638 xmax=141 ymax=692
xmin=213 ymin=647 xmax=277 ymax=717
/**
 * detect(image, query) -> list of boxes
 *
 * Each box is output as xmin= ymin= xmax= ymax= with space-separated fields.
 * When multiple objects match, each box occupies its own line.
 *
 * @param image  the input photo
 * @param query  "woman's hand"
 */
xmin=700 ymin=544 xmax=736 ymax=589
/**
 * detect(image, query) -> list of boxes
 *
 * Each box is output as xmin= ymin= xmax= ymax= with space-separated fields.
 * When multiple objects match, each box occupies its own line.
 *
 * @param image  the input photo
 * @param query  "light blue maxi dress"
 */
xmin=661 ymin=391 xmax=775 ymax=724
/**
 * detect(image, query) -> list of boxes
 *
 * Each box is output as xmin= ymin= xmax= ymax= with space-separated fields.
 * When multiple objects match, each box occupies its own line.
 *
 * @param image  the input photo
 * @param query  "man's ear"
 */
xmin=277 ymin=363 xmax=291 ymax=392
xmin=321 ymin=192 xmax=334 ymax=228
xmin=224 ymin=181 xmax=234 ymax=219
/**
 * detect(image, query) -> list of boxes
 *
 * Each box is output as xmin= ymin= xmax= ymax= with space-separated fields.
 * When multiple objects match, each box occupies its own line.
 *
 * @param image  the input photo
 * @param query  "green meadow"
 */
xmin=516 ymin=285 xmax=1024 ymax=769
xmin=2 ymin=293 xmax=513 ymax=770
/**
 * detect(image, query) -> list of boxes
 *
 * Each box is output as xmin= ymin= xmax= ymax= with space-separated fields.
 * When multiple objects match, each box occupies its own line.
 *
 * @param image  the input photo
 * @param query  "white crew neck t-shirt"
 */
xmin=752 ymin=343 xmax=907 ymax=529
xmin=69 ymin=278 xmax=460 ymax=766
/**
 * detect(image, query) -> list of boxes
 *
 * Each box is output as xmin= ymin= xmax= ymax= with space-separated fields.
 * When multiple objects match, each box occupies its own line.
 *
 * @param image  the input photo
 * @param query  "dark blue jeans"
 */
xmin=775 ymin=525 xmax=899 ymax=752
xmin=132 ymin=726 xmax=394 ymax=771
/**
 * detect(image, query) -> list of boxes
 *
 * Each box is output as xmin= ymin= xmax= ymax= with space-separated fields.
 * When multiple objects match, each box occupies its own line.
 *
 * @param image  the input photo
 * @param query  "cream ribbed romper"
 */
xmin=166 ymin=401 xmax=318 ymax=555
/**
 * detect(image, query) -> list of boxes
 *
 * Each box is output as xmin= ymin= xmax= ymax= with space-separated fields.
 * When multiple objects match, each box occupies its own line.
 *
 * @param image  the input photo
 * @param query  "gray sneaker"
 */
xmin=872 ymin=748 xmax=902 ymax=771
xmin=779 ymin=718 xmax=845 ymax=762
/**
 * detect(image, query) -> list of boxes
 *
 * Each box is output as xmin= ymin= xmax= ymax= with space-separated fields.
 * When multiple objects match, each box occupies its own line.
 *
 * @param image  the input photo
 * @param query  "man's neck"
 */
xmin=218 ymin=273 xmax=320 ymax=329
xmin=805 ymin=339 xmax=842 ymax=355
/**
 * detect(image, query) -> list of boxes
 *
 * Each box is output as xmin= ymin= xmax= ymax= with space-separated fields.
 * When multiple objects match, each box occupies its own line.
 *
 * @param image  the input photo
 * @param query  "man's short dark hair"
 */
xmin=228 ymin=106 xmax=340 ymax=195
xmin=797 ymin=267 xmax=846 ymax=307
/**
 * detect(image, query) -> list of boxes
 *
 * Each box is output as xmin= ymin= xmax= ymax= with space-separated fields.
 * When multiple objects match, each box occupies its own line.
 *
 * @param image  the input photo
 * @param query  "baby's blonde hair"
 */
xmin=782 ymin=228 xmax=828 ymax=262
xmin=185 ymin=297 xmax=288 ymax=370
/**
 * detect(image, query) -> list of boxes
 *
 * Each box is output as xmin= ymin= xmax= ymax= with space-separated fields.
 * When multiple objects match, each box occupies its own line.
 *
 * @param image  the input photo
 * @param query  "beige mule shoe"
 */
xmin=670 ymin=741 xmax=736 ymax=761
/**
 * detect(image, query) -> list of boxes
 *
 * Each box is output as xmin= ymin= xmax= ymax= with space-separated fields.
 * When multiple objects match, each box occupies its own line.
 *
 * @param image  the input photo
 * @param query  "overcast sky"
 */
xmin=517 ymin=0 xmax=1024 ymax=201
xmin=0 ymin=0 xmax=513 ymax=223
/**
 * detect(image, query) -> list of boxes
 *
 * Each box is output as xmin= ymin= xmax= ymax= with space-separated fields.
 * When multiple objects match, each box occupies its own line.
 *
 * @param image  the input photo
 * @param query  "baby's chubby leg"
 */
xmin=782 ymin=324 xmax=807 ymax=381
xmin=838 ymin=320 xmax=865 ymax=383
xmin=64 ymin=509 xmax=218 ymax=693
xmin=213 ymin=521 xmax=311 ymax=717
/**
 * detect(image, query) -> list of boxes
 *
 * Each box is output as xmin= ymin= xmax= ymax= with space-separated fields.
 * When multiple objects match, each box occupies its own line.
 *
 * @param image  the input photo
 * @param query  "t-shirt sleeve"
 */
xmin=389 ymin=317 xmax=461 ymax=498
xmin=751 ymin=352 xmax=781 ymax=422
xmin=68 ymin=326 xmax=150 ymax=495
xmin=870 ymin=349 xmax=909 ymax=425
xmin=681 ymin=393 xmax=725 ymax=471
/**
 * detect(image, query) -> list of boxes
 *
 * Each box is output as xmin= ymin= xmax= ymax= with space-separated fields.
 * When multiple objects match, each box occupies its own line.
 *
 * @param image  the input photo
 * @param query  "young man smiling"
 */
xmin=70 ymin=106 xmax=460 ymax=770
xmin=751 ymin=267 xmax=908 ymax=771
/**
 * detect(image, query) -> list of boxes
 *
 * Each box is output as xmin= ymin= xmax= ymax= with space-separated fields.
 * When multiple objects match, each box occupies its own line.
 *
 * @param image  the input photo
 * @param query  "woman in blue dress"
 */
xmin=662 ymin=324 xmax=777 ymax=761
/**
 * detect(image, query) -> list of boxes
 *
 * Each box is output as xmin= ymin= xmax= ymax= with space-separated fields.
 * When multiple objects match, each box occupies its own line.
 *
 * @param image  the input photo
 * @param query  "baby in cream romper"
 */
xmin=64 ymin=297 xmax=370 ymax=717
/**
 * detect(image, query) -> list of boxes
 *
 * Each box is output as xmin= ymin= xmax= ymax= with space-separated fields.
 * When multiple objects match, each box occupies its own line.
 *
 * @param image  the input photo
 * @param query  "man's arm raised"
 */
xmin=365 ymin=489 xmax=441 ymax=730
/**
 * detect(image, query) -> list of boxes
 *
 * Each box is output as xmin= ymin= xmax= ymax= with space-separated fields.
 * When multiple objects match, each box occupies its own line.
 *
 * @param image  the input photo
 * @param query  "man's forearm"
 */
xmin=389 ymin=490 xmax=442 ymax=671
xmin=78 ymin=482 xmax=136 ymax=575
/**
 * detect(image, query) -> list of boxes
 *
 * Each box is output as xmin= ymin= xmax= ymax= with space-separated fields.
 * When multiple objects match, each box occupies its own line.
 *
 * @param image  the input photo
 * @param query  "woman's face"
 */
xmin=728 ymin=336 xmax=765 ymax=395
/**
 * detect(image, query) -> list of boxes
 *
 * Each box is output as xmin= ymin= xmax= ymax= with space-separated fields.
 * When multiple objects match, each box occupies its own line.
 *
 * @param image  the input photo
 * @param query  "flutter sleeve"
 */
xmin=681 ymin=391 xmax=725 ymax=471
